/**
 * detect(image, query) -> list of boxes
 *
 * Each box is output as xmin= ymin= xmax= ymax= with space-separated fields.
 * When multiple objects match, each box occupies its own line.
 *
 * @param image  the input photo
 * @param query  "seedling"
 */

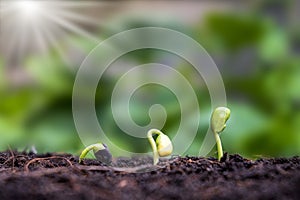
xmin=23 ymin=145 xmax=37 ymax=154
xmin=147 ymin=129 xmax=173 ymax=165
xmin=79 ymin=142 xmax=112 ymax=164
xmin=211 ymin=107 xmax=231 ymax=161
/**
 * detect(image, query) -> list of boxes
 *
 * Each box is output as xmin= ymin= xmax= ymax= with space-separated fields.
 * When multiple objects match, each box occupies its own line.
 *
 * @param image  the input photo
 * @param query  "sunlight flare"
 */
xmin=14 ymin=0 xmax=42 ymax=18
xmin=0 ymin=1 xmax=102 ymax=65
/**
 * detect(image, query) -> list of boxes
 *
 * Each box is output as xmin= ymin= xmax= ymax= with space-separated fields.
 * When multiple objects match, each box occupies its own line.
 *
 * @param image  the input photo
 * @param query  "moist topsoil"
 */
xmin=0 ymin=150 xmax=299 ymax=200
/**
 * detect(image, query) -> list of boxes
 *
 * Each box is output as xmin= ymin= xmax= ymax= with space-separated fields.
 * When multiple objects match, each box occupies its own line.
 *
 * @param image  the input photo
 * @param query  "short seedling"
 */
xmin=147 ymin=129 xmax=173 ymax=165
xmin=79 ymin=142 xmax=112 ymax=164
xmin=211 ymin=107 xmax=231 ymax=161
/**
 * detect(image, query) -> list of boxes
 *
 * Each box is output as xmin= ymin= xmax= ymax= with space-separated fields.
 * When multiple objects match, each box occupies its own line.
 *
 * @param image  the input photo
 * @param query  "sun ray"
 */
xmin=17 ymin=19 xmax=31 ymax=63
xmin=50 ymin=7 xmax=103 ymax=27
xmin=43 ymin=1 xmax=109 ymax=8
xmin=40 ymin=11 xmax=100 ymax=44
xmin=4 ymin=17 xmax=27 ymax=64
xmin=31 ymin=22 xmax=49 ymax=55
xmin=38 ymin=21 xmax=73 ymax=67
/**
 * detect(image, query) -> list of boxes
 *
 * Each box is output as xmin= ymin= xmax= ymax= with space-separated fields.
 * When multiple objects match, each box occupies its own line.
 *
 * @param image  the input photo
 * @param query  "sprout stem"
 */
xmin=147 ymin=129 xmax=162 ymax=165
xmin=214 ymin=131 xmax=223 ymax=161
xmin=79 ymin=143 xmax=105 ymax=163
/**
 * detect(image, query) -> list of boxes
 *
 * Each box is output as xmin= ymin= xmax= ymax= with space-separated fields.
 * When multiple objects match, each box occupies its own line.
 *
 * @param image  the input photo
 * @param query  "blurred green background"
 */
xmin=0 ymin=0 xmax=299 ymax=158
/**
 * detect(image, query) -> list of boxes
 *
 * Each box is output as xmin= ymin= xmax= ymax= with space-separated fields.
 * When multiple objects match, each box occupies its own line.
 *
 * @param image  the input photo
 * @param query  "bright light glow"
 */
xmin=0 ymin=1 xmax=103 ymax=67
xmin=14 ymin=1 xmax=41 ymax=17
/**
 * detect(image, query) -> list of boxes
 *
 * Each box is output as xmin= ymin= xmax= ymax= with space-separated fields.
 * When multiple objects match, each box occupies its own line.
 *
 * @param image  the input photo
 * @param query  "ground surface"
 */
xmin=0 ymin=151 xmax=299 ymax=200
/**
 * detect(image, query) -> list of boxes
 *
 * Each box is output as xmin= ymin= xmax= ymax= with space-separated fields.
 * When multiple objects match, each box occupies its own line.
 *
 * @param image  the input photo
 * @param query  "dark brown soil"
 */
xmin=0 ymin=150 xmax=299 ymax=200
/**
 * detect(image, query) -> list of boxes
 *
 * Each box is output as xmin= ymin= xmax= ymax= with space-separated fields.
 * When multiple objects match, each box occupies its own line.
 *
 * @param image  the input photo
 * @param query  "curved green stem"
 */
xmin=147 ymin=129 xmax=162 ymax=165
xmin=214 ymin=131 xmax=223 ymax=161
xmin=79 ymin=143 xmax=105 ymax=163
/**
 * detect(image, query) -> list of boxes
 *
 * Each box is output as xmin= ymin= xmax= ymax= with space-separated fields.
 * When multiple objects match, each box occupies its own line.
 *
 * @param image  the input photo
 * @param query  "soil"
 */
xmin=0 ymin=150 xmax=299 ymax=200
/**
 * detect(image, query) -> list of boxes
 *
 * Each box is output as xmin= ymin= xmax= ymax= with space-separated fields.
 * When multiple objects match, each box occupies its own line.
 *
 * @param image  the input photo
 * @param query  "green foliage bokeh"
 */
xmin=0 ymin=1 xmax=299 ymax=158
